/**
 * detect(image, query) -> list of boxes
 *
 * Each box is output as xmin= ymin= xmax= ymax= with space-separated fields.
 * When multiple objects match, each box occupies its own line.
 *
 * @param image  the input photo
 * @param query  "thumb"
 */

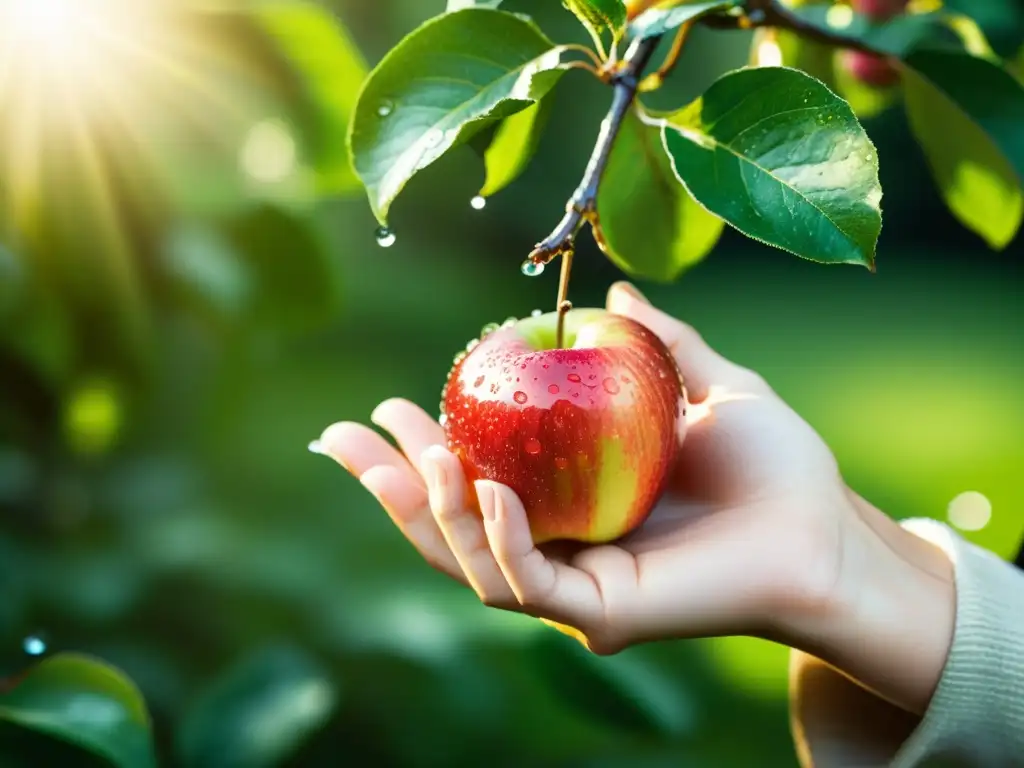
xmin=606 ymin=281 xmax=736 ymax=403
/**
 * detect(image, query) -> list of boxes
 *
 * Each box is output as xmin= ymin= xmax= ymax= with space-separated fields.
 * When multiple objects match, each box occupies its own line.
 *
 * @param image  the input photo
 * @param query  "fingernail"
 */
xmin=420 ymin=446 xmax=448 ymax=493
xmin=613 ymin=281 xmax=650 ymax=306
xmin=475 ymin=481 xmax=497 ymax=523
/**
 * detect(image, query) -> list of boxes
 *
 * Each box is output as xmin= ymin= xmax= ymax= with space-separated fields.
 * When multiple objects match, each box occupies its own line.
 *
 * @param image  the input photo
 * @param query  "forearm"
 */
xmin=784 ymin=490 xmax=956 ymax=716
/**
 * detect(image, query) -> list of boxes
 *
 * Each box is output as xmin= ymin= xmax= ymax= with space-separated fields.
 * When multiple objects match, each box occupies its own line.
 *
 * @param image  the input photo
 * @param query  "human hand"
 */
xmin=318 ymin=282 xmax=954 ymax=715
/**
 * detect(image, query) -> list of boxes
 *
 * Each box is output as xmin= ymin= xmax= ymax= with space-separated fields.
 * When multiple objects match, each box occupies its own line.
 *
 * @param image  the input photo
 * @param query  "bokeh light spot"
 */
xmin=241 ymin=119 xmax=298 ymax=184
xmin=947 ymin=491 xmax=992 ymax=532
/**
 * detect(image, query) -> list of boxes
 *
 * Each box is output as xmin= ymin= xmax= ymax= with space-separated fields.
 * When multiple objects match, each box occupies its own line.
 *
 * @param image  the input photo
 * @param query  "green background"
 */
xmin=1 ymin=1 xmax=1022 ymax=766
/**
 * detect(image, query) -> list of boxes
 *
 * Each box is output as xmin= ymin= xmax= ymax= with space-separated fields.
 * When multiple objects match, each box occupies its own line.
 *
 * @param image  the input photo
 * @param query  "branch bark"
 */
xmin=527 ymin=34 xmax=661 ymax=266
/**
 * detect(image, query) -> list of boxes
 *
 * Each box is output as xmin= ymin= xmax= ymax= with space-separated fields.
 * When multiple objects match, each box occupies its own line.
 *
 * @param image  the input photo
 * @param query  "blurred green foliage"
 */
xmin=0 ymin=1 xmax=1022 ymax=767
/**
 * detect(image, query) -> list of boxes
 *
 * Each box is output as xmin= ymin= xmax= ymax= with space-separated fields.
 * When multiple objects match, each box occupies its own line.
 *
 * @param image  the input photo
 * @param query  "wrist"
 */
xmin=785 ymin=493 xmax=956 ymax=715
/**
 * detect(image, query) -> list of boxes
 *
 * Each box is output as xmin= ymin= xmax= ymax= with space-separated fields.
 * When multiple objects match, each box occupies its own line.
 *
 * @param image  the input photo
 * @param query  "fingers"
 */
xmin=371 ymin=398 xmax=446 ymax=476
xmin=606 ymin=281 xmax=761 ymax=402
xmin=420 ymin=446 xmax=520 ymax=610
xmin=318 ymin=421 xmax=464 ymax=583
xmin=476 ymin=480 xmax=603 ymax=630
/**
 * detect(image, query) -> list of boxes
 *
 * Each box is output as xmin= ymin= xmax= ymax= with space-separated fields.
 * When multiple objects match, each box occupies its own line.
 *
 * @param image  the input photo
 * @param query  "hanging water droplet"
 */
xmin=375 ymin=227 xmax=396 ymax=248
xmin=470 ymin=195 xmax=487 ymax=210
xmin=22 ymin=634 xmax=47 ymax=657
xmin=531 ymin=309 xmax=543 ymax=318
xmin=377 ymin=99 xmax=395 ymax=117
xmin=524 ymin=438 xmax=542 ymax=456
xmin=521 ymin=260 xmax=544 ymax=277
xmin=513 ymin=391 xmax=528 ymax=404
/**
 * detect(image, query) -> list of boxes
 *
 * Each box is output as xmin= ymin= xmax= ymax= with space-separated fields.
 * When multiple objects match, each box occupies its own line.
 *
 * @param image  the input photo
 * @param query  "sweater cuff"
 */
xmin=892 ymin=518 xmax=1024 ymax=767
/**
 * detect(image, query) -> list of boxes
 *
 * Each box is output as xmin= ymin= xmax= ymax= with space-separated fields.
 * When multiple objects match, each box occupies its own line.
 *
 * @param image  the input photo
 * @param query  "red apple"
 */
xmin=851 ymin=0 xmax=908 ymax=21
xmin=839 ymin=49 xmax=901 ymax=88
xmin=440 ymin=308 xmax=685 ymax=545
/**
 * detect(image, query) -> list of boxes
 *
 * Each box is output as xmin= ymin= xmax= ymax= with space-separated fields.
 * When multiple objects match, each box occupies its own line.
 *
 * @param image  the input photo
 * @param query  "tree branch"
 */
xmin=527 ymin=34 xmax=662 ymax=266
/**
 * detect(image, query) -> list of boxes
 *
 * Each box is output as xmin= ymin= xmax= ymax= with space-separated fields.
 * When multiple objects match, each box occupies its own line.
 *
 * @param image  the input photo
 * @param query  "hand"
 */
xmin=318 ymin=282 xmax=954 ymax=716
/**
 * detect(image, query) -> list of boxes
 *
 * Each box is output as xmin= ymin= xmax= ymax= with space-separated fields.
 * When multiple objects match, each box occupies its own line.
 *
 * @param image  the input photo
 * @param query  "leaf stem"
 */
xmin=564 ymin=43 xmax=605 ymax=69
xmin=640 ymin=21 xmax=695 ymax=92
xmin=528 ymin=34 xmax=662 ymax=267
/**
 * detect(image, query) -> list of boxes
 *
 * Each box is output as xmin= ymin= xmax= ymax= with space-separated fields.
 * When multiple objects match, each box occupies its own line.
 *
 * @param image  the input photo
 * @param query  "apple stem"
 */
xmin=555 ymin=248 xmax=574 ymax=349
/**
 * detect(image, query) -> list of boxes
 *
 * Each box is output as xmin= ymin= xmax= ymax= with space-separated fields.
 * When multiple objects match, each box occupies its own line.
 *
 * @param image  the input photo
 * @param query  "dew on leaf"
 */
xmin=377 ymin=100 xmax=395 ymax=117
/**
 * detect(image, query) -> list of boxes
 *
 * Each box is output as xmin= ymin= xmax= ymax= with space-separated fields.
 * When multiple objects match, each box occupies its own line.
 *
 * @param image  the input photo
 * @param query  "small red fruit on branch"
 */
xmin=441 ymin=310 xmax=685 ymax=545
xmin=840 ymin=0 xmax=909 ymax=87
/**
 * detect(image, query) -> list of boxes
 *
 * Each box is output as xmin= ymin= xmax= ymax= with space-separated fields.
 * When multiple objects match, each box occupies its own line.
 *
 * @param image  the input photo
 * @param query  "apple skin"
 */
xmin=839 ymin=50 xmax=901 ymax=88
xmin=441 ymin=309 xmax=685 ymax=545
xmin=851 ymin=0 xmax=907 ymax=21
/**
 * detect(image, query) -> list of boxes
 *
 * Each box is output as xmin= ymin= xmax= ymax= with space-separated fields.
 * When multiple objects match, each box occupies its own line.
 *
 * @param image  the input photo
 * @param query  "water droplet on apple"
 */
xmin=531 ymin=309 xmax=543 ymax=318
xmin=572 ymin=393 xmax=579 ymax=398
xmin=555 ymin=457 xmax=568 ymax=470
xmin=470 ymin=195 xmax=487 ymax=210
xmin=453 ymin=351 xmax=467 ymax=365
xmin=588 ymin=374 xmax=597 ymax=380
xmin=466 ymin=338 xmax=480 ymax=353
xmin=521 ymin=260 xmax=544 ymax=277
xmin=439 ymin=414 xmax=448 ymax=427
xmin=524 ymin=438 xmax=542 ymax=455
xmin=375 ymin=227 xmax=396 ymax=248
xmin=567 ymin=373 xmax=581 ymax=383
xmin=480 ymin=322 xmax=500 ymax=337
xmin=548 ymin=384 xmax=559 ymax=395
xmin=603 ymin=377 xmax=620 ymax=394
xmin=513 ymin=391 xmax=528 ymax=404
xmin=474 ymin=376 xmax=485 ymax=388
xmin=501 ymin=317 xmax=517 ymax=329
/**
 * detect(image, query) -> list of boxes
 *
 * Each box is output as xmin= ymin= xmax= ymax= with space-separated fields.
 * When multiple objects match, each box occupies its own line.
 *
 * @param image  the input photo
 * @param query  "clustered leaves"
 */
xmin=348 ymin=0 xmax=1024 ymax=281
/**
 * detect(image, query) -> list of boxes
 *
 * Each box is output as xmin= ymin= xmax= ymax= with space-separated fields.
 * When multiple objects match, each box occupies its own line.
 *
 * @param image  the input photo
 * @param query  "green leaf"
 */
xmin=349 ymin=9 xmax=571 ymax=225
xmin=629 ymin=1 xmax=738 ymax=41
xmin=529 ymin=633 xmax=695 ymax=737
xmin=252 ymin=1 xmax=369 ymax=195
xmin=597 ymin=108 xmax=723 ymax=281
xmin=901 ymin=49 xmax=1024 ymax=249
xmin=479 ymin=97 xmax=554 ymax=198
xmin=661 ymin=67 xmax=882 ymax=268
xmin=562 ymin=0 xmax=628 ymax=46
xmin=177 ymin=645 xmax=339 ymax=768
xmin=0 ymin=653 xmax=155 ymax=768
xmin=786 ymin=5 xmax=961 ymax=57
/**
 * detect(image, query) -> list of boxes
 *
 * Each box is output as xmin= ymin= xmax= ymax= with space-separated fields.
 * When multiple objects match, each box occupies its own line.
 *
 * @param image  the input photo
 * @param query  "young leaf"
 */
xmin=480 ymin=97 xmax=555 ymax=198
xmin=0 ymin=653 xmax=155 ymax=768
xmin=661 ymin=67 xmax=882 ymax=268
xmin=562 ymin=0 xmax=628 ymax=47
xmin=901 ymin=49 xmax=1024 ymax=249
xmin=596 ymin=109 xmax=724 ymax=282
xmin=629 ymin=1 xmax=738 ymax=41
xmin=348 ymin=9 xmax=571 ymax=225
xmin=252 ymin=1 xmax=368 ymax=195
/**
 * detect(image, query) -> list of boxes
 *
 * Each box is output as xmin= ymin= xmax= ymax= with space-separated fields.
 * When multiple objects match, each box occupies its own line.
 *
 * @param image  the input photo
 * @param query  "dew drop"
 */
xmin=555 ymin=457 xmax=568 ymax=470
xmin=521 ymin=260 xmax=545 ymax=277
xmin=439 ymin=414 xmax=449 ymax=428
xmin=466 ymin=338 xmax=480 ymax=352
xmin=548 ymin=384 xmax=560 ymax=395
xmin=603 ymin=377 xmax=620 ymax=394
xmin=474 ymin=375 xmax=485 ymax=388
xmin=524 ymin=438 xmax=542 ymax=455
xmin=572 ymin=392 xmax=579 ymax=398
xmin=501 ymin=316 xmax=517 ymax=329
xmin=531 ymin=309 xmax=543 ymax=318
xmin=453 ymin=351 xmax=467 ymax=365
xmin=480 ymin=322 xmax=500 ymax=337
xmin=470 ymin=195 xmax=487 ymax=210
xmin=567 ymin=373 xmax=582 ymax=383
xmin=375 ymin=226 xmax=396 ymax=248
xmin=22 ymin=634 xmax=47 ymax=657
xmin=377 ymin=100 xmax=395 ymax=117
xmin=513 ymin=390 xmax=528 ymax=404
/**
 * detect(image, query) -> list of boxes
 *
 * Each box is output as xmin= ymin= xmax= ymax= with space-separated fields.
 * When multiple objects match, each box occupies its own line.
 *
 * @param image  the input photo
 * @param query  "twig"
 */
xmin=527 ymin=34 xmax=662 ymax=266
xmin=555 ymin=250 xmax=575 ymax=349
